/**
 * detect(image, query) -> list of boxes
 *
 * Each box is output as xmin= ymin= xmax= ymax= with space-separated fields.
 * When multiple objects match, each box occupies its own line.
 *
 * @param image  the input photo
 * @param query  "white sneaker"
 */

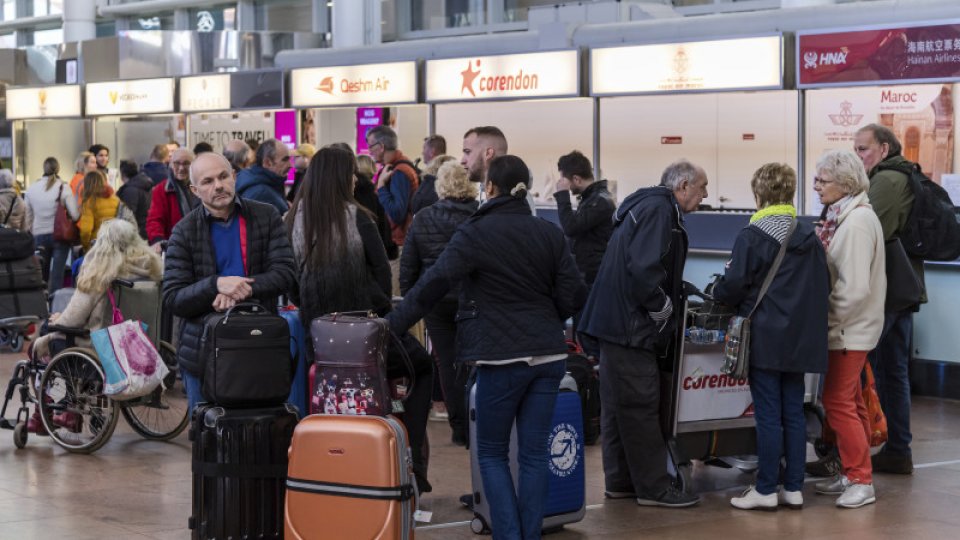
xmin=814 ymin=475 xmax=850 ymax=495
xmin=777 ymin=488 xmax=803 ymax=509
xmin=836 ymin=483 xmax=876 ymax=508
xmin=730 ymin=486 xmax=777 ymax=511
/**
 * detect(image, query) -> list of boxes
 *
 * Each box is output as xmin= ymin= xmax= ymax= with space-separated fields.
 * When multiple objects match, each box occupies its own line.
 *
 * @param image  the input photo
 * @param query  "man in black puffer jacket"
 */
xmin=117 ymin=160 xmax=154 ymax=240
xmin=579 ymin=159 xmax=708 ymax=509
xmin=162 ymin=152 xmax=296 ymax=411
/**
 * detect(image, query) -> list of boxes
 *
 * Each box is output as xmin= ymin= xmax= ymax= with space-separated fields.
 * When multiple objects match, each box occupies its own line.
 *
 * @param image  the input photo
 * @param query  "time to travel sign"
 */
xmin=6 ymin=85 xmax=81 ymax=120
xmin=426 ymin=50 xmax=580 ymax=102
xmin=291 ymin=62 xmax=417 ymax=107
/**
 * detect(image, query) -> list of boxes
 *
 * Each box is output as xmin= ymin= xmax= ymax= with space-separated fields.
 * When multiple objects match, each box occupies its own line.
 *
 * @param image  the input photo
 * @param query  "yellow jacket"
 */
xmin=78 ymin=188 xmax=120 ymax=250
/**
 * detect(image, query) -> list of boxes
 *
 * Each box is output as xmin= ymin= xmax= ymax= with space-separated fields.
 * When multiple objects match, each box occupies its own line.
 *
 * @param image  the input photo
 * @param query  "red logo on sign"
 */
xmin=317 ymin=76 xmax=335 ymax=95
xmin=461 ymin=60 xmax=481 ymax=97
xmin=661 ymin=136 xmax=683 ymax=145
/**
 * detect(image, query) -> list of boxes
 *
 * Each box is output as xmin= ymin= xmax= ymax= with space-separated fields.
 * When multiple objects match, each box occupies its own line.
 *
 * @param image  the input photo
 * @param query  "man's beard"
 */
xmin=467 ymin=162 xmax=484 ymax=183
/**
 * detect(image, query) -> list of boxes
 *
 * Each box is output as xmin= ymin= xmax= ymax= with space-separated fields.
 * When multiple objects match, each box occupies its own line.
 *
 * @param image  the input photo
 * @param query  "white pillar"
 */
xmin=63 ymin=0 xmax=97 ymax=43
xmin=333 ymin=0 xmax=375 ymax=48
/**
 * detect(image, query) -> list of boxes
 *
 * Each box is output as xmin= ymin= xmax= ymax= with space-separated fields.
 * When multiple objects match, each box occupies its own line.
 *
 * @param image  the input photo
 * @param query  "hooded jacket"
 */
xmin=387 ymin=195 xmax=587 ymax=363
xmin=713 ymin=215 xmax=830 ymax=374
xmin=117 ymin=173 xmax=153 ymax=239
xmin=236 ymin=165 xmax=289 ymax=217
xmin=554 ymin=180 xmax=616 ymax=286
xmin=141 ymin=161 xmax=169 ymax=186
xmin=578 ymin=186 xmax=688 ymax=351
xmin=78 ymin=186 xmax=120 ymax=250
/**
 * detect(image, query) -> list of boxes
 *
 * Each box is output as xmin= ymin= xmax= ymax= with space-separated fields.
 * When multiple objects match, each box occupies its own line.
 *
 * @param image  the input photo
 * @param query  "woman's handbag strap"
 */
xmin=747 ymin=219 xmax=798 ymax=320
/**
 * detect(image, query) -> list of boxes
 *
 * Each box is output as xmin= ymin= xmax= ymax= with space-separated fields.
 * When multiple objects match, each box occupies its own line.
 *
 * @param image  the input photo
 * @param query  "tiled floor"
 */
xmin=1 ymin=349 xmax=959 ymax=539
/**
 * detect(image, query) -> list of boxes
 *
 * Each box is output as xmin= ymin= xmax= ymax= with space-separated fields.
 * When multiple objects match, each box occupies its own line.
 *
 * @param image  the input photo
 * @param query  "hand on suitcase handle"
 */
xmin=222 ymin=301 xmax=265 ymax=323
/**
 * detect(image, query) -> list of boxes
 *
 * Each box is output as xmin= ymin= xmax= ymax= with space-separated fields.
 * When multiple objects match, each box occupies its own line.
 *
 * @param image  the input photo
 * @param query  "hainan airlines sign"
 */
xmin=426 ymin=51 xmax=579 ymax=102
xmin=6 ymin=85 xmax=81 ymax=120
xmin=86 ymin=78 xmax=175 ymax=116
xmin=291 ymin=62 xmax=417 ymax=107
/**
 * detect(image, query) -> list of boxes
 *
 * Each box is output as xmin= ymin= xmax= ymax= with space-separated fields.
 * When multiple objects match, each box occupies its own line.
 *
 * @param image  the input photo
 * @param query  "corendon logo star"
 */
xmin=317 ymin=76 xmax=335 ymax=95
xmin=461 ymin=60 xmax=481 ymax=97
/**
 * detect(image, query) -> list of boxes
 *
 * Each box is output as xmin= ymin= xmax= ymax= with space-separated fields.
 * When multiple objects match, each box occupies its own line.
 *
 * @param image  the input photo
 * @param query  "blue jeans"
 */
xmin=476 ymin=360 xmax=565 ymax=540
xmin=34 ymin=234 xmax=71 ymax=295
xmin=868 ymin=311 xmax=913 ymax=457
xmin=181 ymin=368 xmax=202 ymax=413
xmin=748 ymin=367 xmax=806 ymax=494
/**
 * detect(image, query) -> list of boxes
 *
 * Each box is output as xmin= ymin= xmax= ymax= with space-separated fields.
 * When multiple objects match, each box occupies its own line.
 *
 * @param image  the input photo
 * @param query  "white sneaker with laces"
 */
xmin=730 ymin=486 xmax=777 ymax=511
xmin=836 ymin=483 xmax=876 ymax=508
xmin=777 ymin=488 xmax=803 ymax=509
xmin=815 ymin=475 xmax=850 ymax=495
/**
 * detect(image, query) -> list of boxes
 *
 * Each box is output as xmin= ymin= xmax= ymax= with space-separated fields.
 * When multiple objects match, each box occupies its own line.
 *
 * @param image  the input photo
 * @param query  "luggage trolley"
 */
xmin=664 ymin=283 xmax=826 ymax=492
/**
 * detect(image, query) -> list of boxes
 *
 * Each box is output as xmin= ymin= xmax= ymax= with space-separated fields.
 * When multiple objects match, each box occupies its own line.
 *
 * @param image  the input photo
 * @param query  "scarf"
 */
xmin=750 ymin=203 xmax=796 ymax=224
xmin=816 ymin=195 xmax=855 ymax=251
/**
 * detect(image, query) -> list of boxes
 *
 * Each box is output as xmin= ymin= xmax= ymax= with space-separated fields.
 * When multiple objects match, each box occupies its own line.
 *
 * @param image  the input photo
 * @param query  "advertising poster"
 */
xmin=804 ymin=83 xmax=955 ymax=215
xmin=356 ymin=107 xmax=384 ymax=155
xmin=190 ymin=111 xmax=276 ymax=152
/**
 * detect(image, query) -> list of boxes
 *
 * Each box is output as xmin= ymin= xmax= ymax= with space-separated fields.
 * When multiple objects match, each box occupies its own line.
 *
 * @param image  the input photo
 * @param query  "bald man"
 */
xmin=223 ymin=139 xmax=252 ymax=174
xmin=146 ymin=148 xmax=200 ymax=252
xmin=162 ymin=152 xmax=296 ymax=412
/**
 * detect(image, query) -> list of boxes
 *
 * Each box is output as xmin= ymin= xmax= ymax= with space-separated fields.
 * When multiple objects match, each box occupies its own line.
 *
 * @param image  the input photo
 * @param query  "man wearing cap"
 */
xmin=287 ymin=143 xmax=316 ymax=203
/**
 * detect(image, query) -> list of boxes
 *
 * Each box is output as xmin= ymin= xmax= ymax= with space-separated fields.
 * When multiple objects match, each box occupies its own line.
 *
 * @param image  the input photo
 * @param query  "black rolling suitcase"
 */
xmin=565 ymin=344 xmax=601 ymax=445
xmin=189 ymin=403 xmax=298 ymax=540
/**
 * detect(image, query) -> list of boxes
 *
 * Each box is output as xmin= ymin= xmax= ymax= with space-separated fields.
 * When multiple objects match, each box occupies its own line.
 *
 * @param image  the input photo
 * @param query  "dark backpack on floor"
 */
xmin=877 ymin=160 xmax=960 ymax=261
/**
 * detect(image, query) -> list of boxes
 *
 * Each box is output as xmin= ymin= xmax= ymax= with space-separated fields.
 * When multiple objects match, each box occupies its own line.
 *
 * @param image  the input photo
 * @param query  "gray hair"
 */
xmin=0 ymin=169 xmax=14 ymax=189
xmin=367 ymin=125 xmax=399 ymax=151
xmin=660 ymin=160 xmax=700 ymax=190
xmin=255 ymin=139 xmax=281 ymax=167
xmin=816 ymin=149 xmax=870 ymax=196
xmin=857 ymin=123 xmax=902 ymax=156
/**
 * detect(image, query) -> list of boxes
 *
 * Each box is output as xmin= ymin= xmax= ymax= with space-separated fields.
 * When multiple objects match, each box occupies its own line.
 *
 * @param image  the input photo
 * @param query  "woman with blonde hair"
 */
xmin=411 ymin=154 xmax=457 ymax=214
xmin=77 ymin=170 xmax=122 ymax=251
xmin=400 ymin=160 xmax=480 ymax=445
xmin=71 ymin=151 xmax=97 ymax=197
xmin=811 ymin=148 xmax=886 ymax=509
xmin=28 ymin=219 xmax=162 ymax=433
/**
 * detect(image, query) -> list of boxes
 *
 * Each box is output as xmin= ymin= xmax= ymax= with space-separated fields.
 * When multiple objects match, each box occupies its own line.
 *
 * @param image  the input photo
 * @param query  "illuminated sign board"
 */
xmin=291 ymin=62 xmax=417 ymax=107
xmin=426 ymin=51 xmax=579 ymax=102
xmin=6 ymin=85 xmax=82 ymax=120
xmin=180 ymin=74 xmax=231 ymax=112
xmin=86 ymin=78 xmax=175 ymax=116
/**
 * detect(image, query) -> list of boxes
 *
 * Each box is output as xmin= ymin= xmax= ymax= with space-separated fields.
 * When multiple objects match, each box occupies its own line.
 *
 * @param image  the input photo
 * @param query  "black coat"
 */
xmin=579 ymin=186 xmax=688 ymax=351
xmin=712 ymin=217 xmax=830 ymax=374
xmin=399 ymin=197 xmax=479 ymax=301
xmin=554 ymin=180 xmax=616 ymax=286
xmin=117 ymin=173 xmax=153 ymax=240
xmin=387 ymin=196 xmax=587 ymax=363
xmin=162 ymin=198 xmax=297 ymax=375
xmin=355 ymin=173 xmax=398 ymax=260
xmin=410 ymin=174 xmax=439 ymax=215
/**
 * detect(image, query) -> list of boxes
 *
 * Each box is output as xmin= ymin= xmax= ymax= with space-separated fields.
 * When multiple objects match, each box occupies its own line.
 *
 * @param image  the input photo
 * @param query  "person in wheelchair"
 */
xmin=29 ymin=219 xmax=162 ymax=434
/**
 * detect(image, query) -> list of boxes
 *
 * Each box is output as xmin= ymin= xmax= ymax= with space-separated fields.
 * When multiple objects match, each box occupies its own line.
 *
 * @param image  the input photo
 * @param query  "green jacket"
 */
xmin=867 ymin=154 xmax=926 ymax=303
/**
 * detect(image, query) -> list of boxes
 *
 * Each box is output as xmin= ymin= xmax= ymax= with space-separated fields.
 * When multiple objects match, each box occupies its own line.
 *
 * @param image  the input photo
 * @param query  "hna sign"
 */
xmin=804 ymin=50 xmax=848 ymax=69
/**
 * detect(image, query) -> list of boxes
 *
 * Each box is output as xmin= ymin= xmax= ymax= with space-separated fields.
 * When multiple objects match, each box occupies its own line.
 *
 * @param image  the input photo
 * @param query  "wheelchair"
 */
xmin=0 ymin=279 xmax=189 ymax=454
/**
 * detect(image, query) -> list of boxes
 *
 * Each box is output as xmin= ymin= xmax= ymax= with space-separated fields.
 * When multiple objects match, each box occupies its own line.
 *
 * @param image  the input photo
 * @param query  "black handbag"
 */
xmin=885 ymin=237 xmax=923 ymax=313
xmin=0 ymin=197 xmax=34 ymax=262
xmin=199 ymin=302 xmax=294 ymax=407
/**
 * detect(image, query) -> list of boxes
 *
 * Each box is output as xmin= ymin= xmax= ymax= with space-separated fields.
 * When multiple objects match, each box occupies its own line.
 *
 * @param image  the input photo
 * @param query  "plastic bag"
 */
xmin=91 ymin=320 xmax=169 ymax=400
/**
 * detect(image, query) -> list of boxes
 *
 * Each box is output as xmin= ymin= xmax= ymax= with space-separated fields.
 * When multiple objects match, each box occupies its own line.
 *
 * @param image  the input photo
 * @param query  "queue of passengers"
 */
xmin=0 ymin=121 xmax=920 ymax=539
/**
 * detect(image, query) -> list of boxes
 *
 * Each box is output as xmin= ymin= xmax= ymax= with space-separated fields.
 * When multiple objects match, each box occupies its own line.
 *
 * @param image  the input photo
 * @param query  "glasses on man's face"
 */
xmin=172 ymin=161 xmax=192 ymax=168
xmin=368 ymin=141 xmax=382 ymax=150
xmin=813 ymin=176 xmax=834 ymax=186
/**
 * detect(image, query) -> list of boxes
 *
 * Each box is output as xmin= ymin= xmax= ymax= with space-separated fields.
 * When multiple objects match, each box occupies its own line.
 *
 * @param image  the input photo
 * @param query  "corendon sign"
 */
xmin=798 ymin=22 xmax=960 ymax=87
xmin=6 ymin=85 xmax=81 ymax=120
xmin=426 ymin=50 xmax=579 ymax=102
xmin=290 ymin=62 xmax=417 ymax=107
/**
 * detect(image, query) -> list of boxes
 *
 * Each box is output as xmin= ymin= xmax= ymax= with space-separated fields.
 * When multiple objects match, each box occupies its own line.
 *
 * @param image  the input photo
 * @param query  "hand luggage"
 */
xmin=189 ymin=403 xmax=298 ymax=540
xmin=280 ymin=307 xmax=308 ymax=417
xmin=0 ymin=204 xmax=34 ymax=262
xmin=0 ymin=256 xmax=44 ymax=291
xmin=0 ymin=288 xmax=49 ymax=318
xmin=198 ymin=302 xmax=293 ymax=407
xmin=564 ymin=345 xmax=601 ymax=446
xmin=467 ymin=374 xmax=586 ymax=535
xmin=309 ymin=313 xmax=391 ymax=416
xmin=285 ymin=414 xmax=416 ymax=540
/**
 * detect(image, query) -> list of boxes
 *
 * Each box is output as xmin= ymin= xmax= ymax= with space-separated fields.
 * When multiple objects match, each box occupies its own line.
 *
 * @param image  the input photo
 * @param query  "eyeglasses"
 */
xmin=172 ymin=161 xmax=192 ymax=168
xmin=813 ymin=177 xmax=835 ymax=186
xmin=368 ymin=141 xmax=383 ymax=150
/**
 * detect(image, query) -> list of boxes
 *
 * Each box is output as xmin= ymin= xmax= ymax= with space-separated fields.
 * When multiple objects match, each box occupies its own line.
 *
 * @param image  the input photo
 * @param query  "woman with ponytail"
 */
xmin=25 ymin=157 xmax=80 ymax=293
xmin=388 ymin=155 xmax=588 ymax=540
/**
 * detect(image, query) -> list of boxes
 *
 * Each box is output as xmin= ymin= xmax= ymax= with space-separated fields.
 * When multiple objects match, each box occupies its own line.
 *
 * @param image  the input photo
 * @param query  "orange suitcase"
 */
xmin=285 ymin=414 xmax=416 ymax=539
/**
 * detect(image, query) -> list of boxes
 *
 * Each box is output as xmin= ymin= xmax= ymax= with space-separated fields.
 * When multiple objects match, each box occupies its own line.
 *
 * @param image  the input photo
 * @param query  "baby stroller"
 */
xmin=0 ymin=279 xmax=188 ymax=453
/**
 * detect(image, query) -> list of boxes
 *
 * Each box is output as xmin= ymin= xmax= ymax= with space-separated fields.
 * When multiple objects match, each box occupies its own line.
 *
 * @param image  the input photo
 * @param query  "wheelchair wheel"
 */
xmin=121 ymin=341 xmax=189 ymax=441
xmin=38 ymin=348 xmax=119 ymax=454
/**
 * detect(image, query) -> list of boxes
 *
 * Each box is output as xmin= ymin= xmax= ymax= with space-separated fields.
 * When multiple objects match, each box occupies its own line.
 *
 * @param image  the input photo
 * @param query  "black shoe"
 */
xmin=806 ymin=453 xmax=842 ymax=477
xmin=871 ymin=451 xmax=914 ymax=474
xmin=604 ymin=490 xmax=637 ymax=499
xmin=415 ymin=473 xmax=433 ymax=494
xmin=636 ymin=487 xmax=700 ymax=508
xmin=459 ymin=493 xmax=474 ymax=510
xmin=451 ymin=431 xmax=467 ymax=447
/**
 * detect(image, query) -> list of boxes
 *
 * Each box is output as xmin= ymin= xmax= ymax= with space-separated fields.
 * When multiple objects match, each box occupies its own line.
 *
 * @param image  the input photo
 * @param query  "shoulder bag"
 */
xmin=722 ymin=219 xmax=797 ymax=379
xmin=53 ymin=183 xmax=80 ymax=245
xmin=0 ymin=197 xmax=35 ymax=261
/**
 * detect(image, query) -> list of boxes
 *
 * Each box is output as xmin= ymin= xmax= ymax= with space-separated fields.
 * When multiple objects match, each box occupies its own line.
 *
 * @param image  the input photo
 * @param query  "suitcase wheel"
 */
xmin=470 ymin=516 xmax=489 ymax=535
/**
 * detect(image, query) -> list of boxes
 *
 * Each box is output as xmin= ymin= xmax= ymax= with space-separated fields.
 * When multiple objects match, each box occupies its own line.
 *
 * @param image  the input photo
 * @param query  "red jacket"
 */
xmin=146 ymin=179 xmax=185 ymax=245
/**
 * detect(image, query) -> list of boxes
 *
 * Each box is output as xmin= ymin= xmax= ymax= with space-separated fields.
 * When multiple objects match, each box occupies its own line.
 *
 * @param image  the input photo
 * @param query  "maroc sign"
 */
xmin=426 ymin=50 xmax=579 ymax=102
xmin=291 ymin=62 xmax=417 ymax=107
xmin=799 ymin=22 xmax=960 ymax=87
xmin=86 ymin=78 xmax=175 ymax=116
xmin=6 ymin=85 xmax=82 ymax=120
xmin=180 ymin=74 xmax=231 ymax=112
xmin=591 ymin=36 xmax=782 ymax=95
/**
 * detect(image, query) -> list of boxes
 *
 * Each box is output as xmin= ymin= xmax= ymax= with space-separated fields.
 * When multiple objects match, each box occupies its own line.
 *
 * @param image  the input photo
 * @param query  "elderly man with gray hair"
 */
xmin=0 ymin=169 xmax=31 ymax=232
xmin=162 ymin=151 xmax=296 ymax=411
xmin=579 ymin=159 xmax=708 ymax=509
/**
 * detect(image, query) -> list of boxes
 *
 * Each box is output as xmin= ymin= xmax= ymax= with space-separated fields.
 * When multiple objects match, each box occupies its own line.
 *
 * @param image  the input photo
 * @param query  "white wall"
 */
xmin=20 ymin=119 xmax=89 ymax=187
xmin=313 ymin=105 xmax=429 ymax=160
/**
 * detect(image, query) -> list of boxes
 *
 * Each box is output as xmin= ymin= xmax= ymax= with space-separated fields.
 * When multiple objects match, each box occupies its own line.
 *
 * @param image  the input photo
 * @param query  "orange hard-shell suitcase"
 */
xmin=285 ymin=414 xmax=416 ymax=539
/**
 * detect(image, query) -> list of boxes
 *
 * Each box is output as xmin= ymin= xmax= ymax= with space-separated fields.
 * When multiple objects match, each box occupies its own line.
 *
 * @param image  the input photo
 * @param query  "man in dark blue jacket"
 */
xmin=579 ymin=160 xmax=708 ymax=508
xmin=235 ymin=139 xmax=291 ymax=216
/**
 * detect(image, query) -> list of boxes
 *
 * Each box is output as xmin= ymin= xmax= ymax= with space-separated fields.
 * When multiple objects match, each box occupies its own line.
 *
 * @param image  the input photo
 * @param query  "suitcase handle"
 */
xmin=328 ymin=310 xmax=376 ymax=321
xmin=223 ymin=301 xmax=265 ymax=323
